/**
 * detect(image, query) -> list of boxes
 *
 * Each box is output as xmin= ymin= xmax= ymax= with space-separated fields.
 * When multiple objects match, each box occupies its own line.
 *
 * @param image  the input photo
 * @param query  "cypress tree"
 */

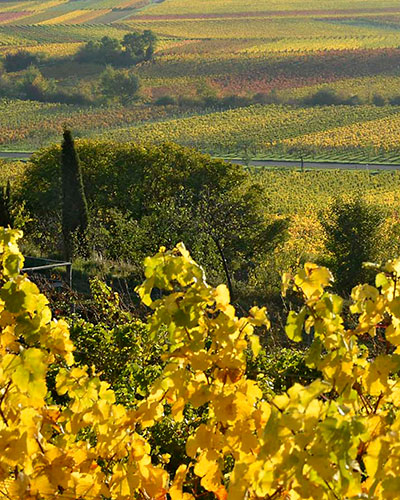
xmin=61 ymin=129 xmax=88 ymax=261
xmin=0 ymin=181 xmax=12 ymax=228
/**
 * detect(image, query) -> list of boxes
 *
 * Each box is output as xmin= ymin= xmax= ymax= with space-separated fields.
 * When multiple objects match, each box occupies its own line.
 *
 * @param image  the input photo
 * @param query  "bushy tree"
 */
xmin=303 ymin=88 xmax=361 ymax=106
xmin=372 ymin=93 xmax=387 ymax=106
xmin=20 ymin=141 xmax=285 ymax=300
xmin=75 ymin=36 xmax=124 ymax=65
xmin=4 ymin=50 xmax=40 ymax=72
xmin=122 ymin=30 xmax=157 ymax=62
xmin=320 ymin=197 xmax=385 ymax=294
xmin=100 ymin=66 xmax=140 ymax=104
xmin=0 ymin=68 xmax=13 ymax=98
xmin=21 ymin=141 xmax=247 ymax=226
xmin=75 ymin=31 xmax=157 ymax=67
xmin=185 ymin=182 xmax=287 ymax=299
xmin=19 ymin=65 xmax=56 ymax=101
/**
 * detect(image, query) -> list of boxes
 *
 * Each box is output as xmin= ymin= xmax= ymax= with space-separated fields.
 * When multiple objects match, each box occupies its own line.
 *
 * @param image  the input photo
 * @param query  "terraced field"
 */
xmin=2 ymin=0 xmax=400 ymax=162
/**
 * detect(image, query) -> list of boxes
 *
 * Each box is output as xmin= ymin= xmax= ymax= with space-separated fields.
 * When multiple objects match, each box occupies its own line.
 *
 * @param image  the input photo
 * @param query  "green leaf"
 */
xmin=306 ymin=337 xmax=323 ymax=369
xmin=285 ymin=307 xmax=307 ymax=342
xmin=5 ymin=253 xmax=22 ymax=276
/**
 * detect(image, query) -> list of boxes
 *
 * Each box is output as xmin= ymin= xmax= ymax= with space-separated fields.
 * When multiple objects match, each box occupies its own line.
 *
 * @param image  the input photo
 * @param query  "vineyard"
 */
xmin=2 ymin=0 xmax=400 ymax=161
xmin=134 ymin=0 xmax=400 ymax=15
xmin=4 ymin=3 xmax=400 ymax=496
xmin=0 ymin=99 xmax=184 ymax=149
xmin=91 ymin=105 xmax=400 ymax=163
xmin=3 ymin=217 xmax=400 ymax=498
xmin=7 ymin=101 xmax=400 ymax=163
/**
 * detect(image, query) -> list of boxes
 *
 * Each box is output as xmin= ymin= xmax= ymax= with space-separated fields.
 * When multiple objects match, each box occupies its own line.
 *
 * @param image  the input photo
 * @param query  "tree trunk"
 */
xmin=213 ymin=237 xmax=234 ymax=301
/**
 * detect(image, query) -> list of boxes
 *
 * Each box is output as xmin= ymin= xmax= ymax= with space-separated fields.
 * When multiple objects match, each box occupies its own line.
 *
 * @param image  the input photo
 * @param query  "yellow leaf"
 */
xmin=294 ymin=263 xmax=333 ymax=299
xmin=248 ymin=306 xmax=270 ymax=329
xmin=170 ymin=465 xmax=194 ymax=500
xmin=194 ymin=450 xmax=221 ymax=493
xmin=363 ymin=355 xmax=400 ymax=396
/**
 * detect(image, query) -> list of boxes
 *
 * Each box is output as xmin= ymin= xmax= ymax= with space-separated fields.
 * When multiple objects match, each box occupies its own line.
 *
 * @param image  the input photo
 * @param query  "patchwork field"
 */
xmin=2 ymin=0 xmax=400 ymax=161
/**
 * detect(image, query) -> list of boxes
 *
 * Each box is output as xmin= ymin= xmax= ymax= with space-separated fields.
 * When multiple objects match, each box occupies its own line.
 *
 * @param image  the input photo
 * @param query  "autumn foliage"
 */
xmin=2 ymin=228 xmax=400 ymax=498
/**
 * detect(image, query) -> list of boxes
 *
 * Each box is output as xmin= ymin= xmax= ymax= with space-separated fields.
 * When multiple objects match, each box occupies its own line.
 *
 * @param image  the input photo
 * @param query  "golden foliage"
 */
xmin=2 ymin=229 xmax=400 ymax=498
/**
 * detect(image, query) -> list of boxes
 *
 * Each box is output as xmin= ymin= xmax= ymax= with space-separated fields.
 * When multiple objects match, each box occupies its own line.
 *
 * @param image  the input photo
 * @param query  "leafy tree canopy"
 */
xmin=20 ymin=141 xmax=286 ymax=297
xmin=100 ymin=66 xmax=141 ymax=104
xmin=75 ymin=31 xmax=157 ymax=67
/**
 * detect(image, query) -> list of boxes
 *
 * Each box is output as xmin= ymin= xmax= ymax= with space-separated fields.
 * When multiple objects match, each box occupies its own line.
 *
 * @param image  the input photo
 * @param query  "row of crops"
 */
xmin=275 ymin=74 xmax=400 ymax=102
xmin=0 ymin=24 xmax=131 ymax=46
xmin=137 ymin=47 xmax=400 ymax=86
xmin=283 ymin=113 xmax=400 ymax=156
xmin=102 ymin=104 xmax=400 ymax=163
xmin=125 ymin=16 xmax=400 ymax=40
xmin=5 ymin=99 xmax=400 ymax=163
xmin=0 ymin=9 xmax=141 ymax=26
xmin=2 ymin=0 xmax=399 ymax=17
xmin=0 ymin=99 xmax=182 ymax=149
xmin=136 ymin=49 xmax=400 ymax=102
xmin=0 ymin=0 xmax=146 ymax=15
xmin=257 ymin=168 xmax=400 ymax=215
xmin=134 ymin=0 xmax=400 ymax=16
xmin=0 ymin=0 xmax=152 ymax=26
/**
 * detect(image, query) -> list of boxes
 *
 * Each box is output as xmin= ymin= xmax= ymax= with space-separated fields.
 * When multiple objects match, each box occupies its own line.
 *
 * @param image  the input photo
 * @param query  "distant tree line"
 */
xmin=154 ymin=86 xmax=400 ymax=111
xmin=2 ymin=42 xmax=399 ymax=110
xmin=0 ymin=62 xmax=141 ymax=105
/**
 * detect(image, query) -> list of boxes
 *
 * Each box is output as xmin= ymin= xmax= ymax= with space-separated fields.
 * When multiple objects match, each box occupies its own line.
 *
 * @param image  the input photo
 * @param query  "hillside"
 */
xmin=2 ymin=6 xmax=400 ymax=498
xmin=2 ymin=0 xmax=400 ymax=161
